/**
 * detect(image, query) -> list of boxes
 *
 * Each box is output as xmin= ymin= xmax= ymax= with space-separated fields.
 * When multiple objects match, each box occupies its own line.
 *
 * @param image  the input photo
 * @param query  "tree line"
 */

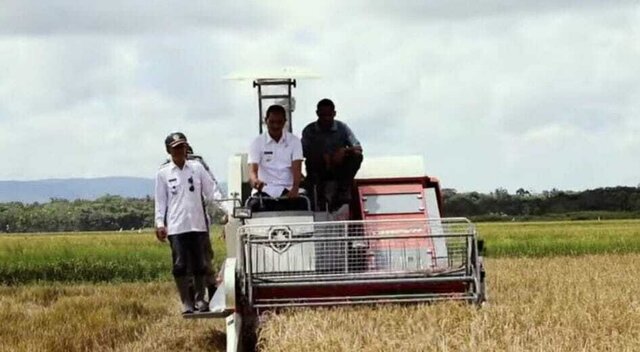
xmin=0 ymin=195 xmax=154 ymax=233
xmin=443 ymin=186 xmax=640 ymax=220
xmin=0 ymin=187 xmax=639 ymax=232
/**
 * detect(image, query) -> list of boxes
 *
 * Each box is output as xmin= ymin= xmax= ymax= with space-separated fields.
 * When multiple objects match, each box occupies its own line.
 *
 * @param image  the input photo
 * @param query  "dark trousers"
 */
xmin=247 ymin=190 xmax=310 ymax=212
xmin=168 ymin=232 xmax=211 ymax=278
xmin=306 ymin=153 xmax=363 ymax=211
xmin=336 ymin=153 xmax=363 ymax=185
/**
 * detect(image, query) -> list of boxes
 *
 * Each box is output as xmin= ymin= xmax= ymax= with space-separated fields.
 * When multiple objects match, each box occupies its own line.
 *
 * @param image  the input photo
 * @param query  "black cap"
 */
xmin=164 ymin=132 xmax=188 ymax=148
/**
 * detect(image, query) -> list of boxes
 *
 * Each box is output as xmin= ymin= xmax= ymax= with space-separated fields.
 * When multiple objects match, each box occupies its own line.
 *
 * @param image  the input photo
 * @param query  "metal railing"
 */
xmin=238 ymin=218 xmax=482 ymax=308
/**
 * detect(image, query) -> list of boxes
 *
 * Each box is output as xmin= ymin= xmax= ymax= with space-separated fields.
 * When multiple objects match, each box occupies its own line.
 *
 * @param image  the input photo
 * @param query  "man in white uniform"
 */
xmin=247 ymin=105 xmax=307 ymax=211
xmin=154 ymin=132 xmax=230 ymax=314
xmin=161 ymin=145 xmax=224 ymax=302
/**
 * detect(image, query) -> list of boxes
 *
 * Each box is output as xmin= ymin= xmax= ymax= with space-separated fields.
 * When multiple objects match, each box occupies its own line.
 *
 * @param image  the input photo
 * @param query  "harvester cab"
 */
xmin=186 ymin=74 xmax=486 ymax=352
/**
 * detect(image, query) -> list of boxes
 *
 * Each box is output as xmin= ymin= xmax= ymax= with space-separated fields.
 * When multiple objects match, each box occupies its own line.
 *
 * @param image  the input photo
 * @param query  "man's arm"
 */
xmin=301 ymin=124 xmax=324 ymax=177
xmin=248 ymin=163 xmax=264 ymax=191
xmin=247 ymin=138 xmax=265 ymax=191
xmin=330 ymin=123 xmax=362 ymax=166
xmin=343 ymin=123 xmax=362 ymax=155
xmin=154 ymin=171 xmax=168 ymax=242
xmin=301 ymin=125 xmax=312 ymax=158
xmin=288 ymin=160 xmax=302 ymax=198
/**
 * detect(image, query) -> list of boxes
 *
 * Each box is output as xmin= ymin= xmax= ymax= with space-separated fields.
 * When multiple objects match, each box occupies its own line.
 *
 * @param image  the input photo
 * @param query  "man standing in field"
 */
xmin=154 ymin=132 xmax=230 ymax=314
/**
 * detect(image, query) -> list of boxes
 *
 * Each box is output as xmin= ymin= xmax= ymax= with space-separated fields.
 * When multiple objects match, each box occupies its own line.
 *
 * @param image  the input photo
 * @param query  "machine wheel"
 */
xmin=236 ymin=273 xmax=258 ymax=352
xmin=478 ymin=263 xmax=487 ymax=305
xmin=471 ymin=240 xmax=487 ymax=306
xmin=478 ymin=239 xmax=487 ymax=305
xmin=238 ymin=301 xmax=258 ymax=352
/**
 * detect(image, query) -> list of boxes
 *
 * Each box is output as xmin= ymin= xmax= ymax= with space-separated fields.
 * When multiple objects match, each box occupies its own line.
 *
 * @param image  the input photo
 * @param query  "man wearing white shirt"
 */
xmin=154 ymin=132 xmax=230 ymax=314
xmin=247 ymin=105 xmax=306 ymax=211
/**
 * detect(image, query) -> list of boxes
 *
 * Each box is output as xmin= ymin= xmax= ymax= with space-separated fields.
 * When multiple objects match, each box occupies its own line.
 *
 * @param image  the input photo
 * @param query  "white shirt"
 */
xmin=154 ymin=160 xmax=230 ymax=236
xmin=248 ymin=131 xmax=304 ymax=197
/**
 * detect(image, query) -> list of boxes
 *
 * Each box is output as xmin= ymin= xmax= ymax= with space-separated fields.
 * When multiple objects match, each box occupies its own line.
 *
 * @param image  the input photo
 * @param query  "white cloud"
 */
xmin=0 ymin=1 xmax=274 ymax=35
xmin=0 ymin=1 xmax=638 ymax=193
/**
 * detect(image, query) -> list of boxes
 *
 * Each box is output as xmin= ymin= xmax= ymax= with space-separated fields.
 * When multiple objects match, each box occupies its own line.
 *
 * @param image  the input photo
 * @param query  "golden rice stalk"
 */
xmin=0 ymin=282 xmax=225 ymax=352
xmin=2 ymin=254 xmax=639 ymax=352
xmin=259 ymin=255 xmax=640 ymax=352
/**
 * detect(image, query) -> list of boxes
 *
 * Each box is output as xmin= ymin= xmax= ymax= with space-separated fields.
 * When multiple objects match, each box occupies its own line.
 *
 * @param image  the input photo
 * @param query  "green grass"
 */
xmin=0 ymin=228 xmax=226 ymax=284
xmin=478 ymin=219 xmax=640 ymax=257
xmin=2 ymin=220 xmax=640 ymax=284
xmin=470 ymin=210 xmax=640 ymax=222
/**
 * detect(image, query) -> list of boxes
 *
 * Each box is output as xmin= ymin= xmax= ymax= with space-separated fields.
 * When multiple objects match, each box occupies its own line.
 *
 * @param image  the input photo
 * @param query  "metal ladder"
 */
xmin=253 ymin=78 xmax=296 ymax=134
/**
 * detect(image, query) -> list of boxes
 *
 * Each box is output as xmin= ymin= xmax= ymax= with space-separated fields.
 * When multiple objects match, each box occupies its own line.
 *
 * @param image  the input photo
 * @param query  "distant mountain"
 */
xmin=0 ymin=177 xmax=155 ymax=203
xmin=0 ymin=177 xmax=229 ymax=203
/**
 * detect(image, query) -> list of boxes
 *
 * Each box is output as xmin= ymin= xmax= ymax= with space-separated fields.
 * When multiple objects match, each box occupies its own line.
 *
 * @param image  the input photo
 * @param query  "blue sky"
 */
xmin=0 ymin=1 xmax=638 ymax=192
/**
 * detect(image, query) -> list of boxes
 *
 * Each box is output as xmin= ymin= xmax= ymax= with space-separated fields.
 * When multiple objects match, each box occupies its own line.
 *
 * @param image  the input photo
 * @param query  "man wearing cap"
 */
xmin=247 ymin=104 xmax=306 ymax=211
xmin=161 ymin=144 xmax=225 ymax=302
xmin=154 ymin=132 xmax=231 ymax=314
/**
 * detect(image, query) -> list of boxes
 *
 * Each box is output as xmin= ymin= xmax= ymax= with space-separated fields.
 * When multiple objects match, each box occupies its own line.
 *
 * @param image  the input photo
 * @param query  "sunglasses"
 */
xmin=188 ymin=176 xmax=194 ymax=192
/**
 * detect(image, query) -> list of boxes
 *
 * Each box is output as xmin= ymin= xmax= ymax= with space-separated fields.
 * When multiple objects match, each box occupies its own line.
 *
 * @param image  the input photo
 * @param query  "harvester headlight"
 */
xmin=233 ymin=207 xmax=252 ymax=219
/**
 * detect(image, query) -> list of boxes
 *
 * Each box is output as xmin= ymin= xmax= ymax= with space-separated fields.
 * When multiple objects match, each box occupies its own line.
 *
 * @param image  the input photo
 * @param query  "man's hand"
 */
xmin=252 ymin=179 xmax=265 ymax=191
xmin=220 ymin=214 xmax=229 ymax=225
xmin=287 ymin=187 xmax=299 ymax=198
xmin=155 ymin=227 xmax=168 ymax=242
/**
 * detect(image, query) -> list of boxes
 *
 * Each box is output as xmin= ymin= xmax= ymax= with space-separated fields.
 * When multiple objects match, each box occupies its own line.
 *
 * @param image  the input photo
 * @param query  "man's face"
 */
xmin=169 ymin=143 xmax=188 ymax=163
xmin=316 ymin=106 xmax=335 ymax=129
xmin=266 ymin=112 xmax=286 ymax=136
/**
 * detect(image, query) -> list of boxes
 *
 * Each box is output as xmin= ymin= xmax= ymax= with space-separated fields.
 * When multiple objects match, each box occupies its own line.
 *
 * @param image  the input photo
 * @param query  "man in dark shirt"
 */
xmin=301 ymin=98 xmax=363 ymax=210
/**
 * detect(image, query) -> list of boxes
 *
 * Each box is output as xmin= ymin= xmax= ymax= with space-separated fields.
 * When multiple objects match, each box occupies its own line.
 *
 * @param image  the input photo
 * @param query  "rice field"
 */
xmin=260 ymin=255 xmax=640 ymax=351
xmin=0 ymin=282 xmax=225 ymax=352
xmin=478 ymin=220 xmax=640 ymax=257
xmin=0 ymin=228 xmax=226 ymax=284
xmin=1 ymin=220 xmax=640 ymax=351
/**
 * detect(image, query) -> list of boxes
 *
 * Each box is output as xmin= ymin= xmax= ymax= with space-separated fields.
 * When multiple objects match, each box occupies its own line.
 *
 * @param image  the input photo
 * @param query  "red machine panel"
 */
xmin=358 ymin=181 xmax=436 ymax=273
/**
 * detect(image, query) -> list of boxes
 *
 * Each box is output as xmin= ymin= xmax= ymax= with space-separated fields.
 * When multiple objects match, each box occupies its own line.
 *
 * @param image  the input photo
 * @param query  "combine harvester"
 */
xmin=187 ymin=73 xmax=486 ymax=351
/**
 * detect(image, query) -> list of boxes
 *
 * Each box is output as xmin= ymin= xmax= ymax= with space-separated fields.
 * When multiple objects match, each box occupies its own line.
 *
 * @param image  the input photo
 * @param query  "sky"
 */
xmin=0 ymin=1 xmax=638 ymax=193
